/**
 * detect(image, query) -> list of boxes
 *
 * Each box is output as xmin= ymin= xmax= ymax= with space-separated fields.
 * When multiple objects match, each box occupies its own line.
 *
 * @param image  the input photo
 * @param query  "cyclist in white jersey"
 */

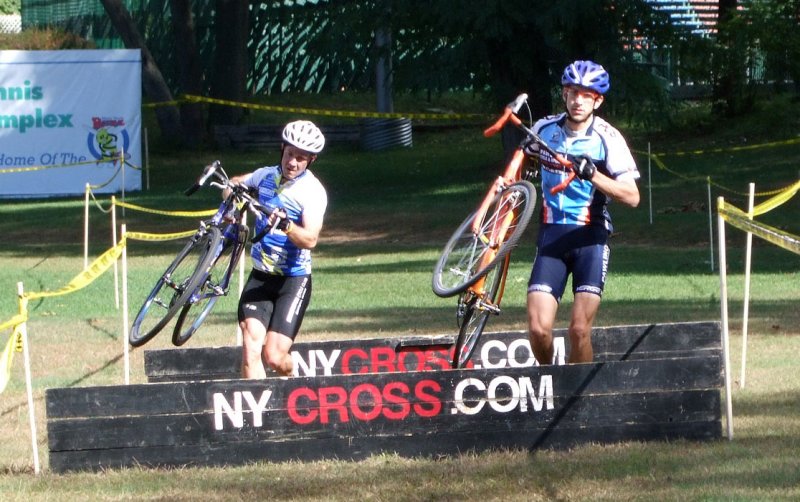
xmin=525 ymin=60 xmax=640 ymax=365
xmin=224 ymin=120 xmax=327 ymax=378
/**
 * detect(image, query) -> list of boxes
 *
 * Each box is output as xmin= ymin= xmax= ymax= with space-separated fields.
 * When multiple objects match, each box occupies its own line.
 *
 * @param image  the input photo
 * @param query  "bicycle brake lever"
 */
xmin=185 ymin=161 xmax=221 ymax=196
xmin=484 ymin=94 xmax=528 ymax=138
xmin=508 ymin=93 xmax=528 ymax=114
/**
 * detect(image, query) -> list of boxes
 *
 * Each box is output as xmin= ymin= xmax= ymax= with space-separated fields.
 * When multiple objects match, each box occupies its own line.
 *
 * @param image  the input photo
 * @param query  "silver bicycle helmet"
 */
xmin=281 ymin=120 xmax=326 ymax=154
xmin=561 ymin=60 xmax=610 ymax=95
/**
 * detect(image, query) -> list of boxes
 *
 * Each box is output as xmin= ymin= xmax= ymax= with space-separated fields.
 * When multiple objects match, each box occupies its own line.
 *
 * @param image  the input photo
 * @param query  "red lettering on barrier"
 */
xmin=342 ymin=348 xmax=368 ymax=374
xmin=413 ymin=379 xmax=442 ymax=417
xmin=286 ymin=380 xmax=443 ymax=425
xmin=426 ymin=349 xmax=452 ymax=371
xmin=397 ymin=350 xmax=421 ymax=372
xmin=339 ymin=347 xmax=456 ymax=374
xmin=319 ymin=386 xmax=349 ymax=423
xmin=350 ymin=383 xmax=382 ymax=421
xmin=382 ymin=381 xmax=411 ymax=420
xmin=286 ymin=387 xmax=317 ymax=424
xmin=371 ymin=347 xmax=396 ymax=373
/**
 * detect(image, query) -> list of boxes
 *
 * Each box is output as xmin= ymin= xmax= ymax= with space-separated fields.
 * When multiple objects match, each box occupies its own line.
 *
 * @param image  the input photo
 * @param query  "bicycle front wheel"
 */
xmin=452 ymin=255 xmax=507 ymax=369
xmin=172 ymin=225 xmax=247 ymax=346
xmin=129 ymin=227 xmax=222 ymax=347
xmin=432 ymin=181 xmax=535 ymax=298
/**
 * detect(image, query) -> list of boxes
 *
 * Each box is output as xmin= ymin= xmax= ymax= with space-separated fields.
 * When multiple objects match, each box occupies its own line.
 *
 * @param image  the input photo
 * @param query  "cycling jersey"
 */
xmin=532 ymin=113 xmax=639 ymax=231
xmin=241 ymin=165 xmax=327 ymax=276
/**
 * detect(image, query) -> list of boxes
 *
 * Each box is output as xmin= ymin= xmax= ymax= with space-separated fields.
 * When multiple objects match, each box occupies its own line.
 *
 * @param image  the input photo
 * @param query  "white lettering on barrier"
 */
xmin=450 ymin=375 xmax=554 ymax=415
xmin=292 ymin=349 xmax=341 ymax=377
xmin=475 ymin=336 xmax=565 ymax=369
xmin=213 ymin=390 xmax=272 ymax=430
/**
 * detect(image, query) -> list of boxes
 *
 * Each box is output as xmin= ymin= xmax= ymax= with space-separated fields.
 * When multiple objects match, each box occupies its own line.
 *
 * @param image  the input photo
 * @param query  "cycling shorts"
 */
xmin=527 ymin=224 xmax=609 ymax=302
xmin=238 ymin=270 xmax=312 ymax=340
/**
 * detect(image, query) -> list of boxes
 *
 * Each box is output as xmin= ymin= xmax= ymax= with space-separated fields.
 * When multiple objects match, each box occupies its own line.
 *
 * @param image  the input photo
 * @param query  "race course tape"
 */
xmin=115 ymin=200 xmax=217 ymax=218
xmin=0 ymin=155 xmax=138 ymax=176
xmin=750 ymin=179 xmax=800 ymax=217
xmin=22 ymin=240 xmax=125 ymax=301
xmin=0 ymin=228 xmax=195 ymax=349
xmin=649 ymin=137 xmax=800 ymax=158
xmin=0 ymin=314 xmax=26 ymax=334
xmin=718 ymin=199 xmax=800 ymax=256
xmin=177 ymin=94 xmax=488 ymax=120
xmin=635 ymin=137 xmax=800 ymax=197
xmin=125 ymin=229 xmax=197 ymax=241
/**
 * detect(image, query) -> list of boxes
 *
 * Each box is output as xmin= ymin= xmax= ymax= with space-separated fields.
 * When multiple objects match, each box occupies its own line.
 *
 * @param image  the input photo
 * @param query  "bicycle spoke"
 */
xmin=129 ymin=229 xmax=219 ymax=347
xmin=173 ymin=228 xmax=243 ymax=346
xmin=451 ymin=259 xmax=505 ymax=369
xmin=433 ymin=181 xmax=535 ymax=298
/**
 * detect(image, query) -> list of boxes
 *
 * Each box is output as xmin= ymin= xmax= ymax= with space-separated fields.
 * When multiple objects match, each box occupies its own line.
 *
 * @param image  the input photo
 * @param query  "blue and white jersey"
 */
xmin=241 ymin=165 xmax=327 ymax=276
xmin=533 ymin=113 xmax=639 ymax=230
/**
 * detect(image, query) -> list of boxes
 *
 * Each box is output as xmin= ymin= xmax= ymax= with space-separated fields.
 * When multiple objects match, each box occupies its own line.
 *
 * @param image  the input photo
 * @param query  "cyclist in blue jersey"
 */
xmin=525 ymin=60 xmax=640 ymax=365
xmin=225 ymin=120 xmax=327 ymax=378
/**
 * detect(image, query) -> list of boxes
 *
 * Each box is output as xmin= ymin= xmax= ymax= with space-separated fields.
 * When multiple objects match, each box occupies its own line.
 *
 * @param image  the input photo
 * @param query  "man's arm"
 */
xmin=591 ymin=172 xmax=640 ymax=207
xmin=284 ymin=211 xmax=323 ymax=250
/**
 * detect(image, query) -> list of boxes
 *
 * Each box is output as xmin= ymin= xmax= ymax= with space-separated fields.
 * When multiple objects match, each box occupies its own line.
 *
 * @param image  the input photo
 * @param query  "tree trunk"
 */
xmin=98 ymin=0 xmax=183 ymax=144
xmin=713 ymin=0 xmax=749 ymax=116
xmin=169 ymin=0 xmax=205 ymax=146
xmin=209 ymin=0 xmax=249 ymax=127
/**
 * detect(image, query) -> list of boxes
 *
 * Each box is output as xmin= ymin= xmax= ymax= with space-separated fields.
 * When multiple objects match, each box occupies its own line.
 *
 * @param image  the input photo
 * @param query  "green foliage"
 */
xmin=0 ymin=0 xmax=19 ymax=15
xmin=0 ymin=27 xmax=95 ymax=49
xmin=743 ymin=0 xmax=800 ymax=92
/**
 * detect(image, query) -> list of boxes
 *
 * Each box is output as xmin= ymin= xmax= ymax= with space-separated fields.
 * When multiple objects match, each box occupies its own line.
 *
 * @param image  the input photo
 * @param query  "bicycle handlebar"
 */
xmin=483 ymin=94 xmax=578 ymax=194
xmin=186 ymin=160 xmax=285 ymax=243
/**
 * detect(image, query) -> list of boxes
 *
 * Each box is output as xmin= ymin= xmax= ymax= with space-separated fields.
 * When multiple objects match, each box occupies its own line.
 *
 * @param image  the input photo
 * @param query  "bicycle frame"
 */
xmin=182 ymin=199 xmax=247 ymax=306
xmin=460 ymin=93 xmax=577 ymax=329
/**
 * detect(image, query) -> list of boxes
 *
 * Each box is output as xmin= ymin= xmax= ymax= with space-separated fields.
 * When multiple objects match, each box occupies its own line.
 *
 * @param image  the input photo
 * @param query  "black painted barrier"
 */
xmin=45 ymin=321 xmax=724 ymax=472
xmin=143 ymin=321 xmax=722 ymax=381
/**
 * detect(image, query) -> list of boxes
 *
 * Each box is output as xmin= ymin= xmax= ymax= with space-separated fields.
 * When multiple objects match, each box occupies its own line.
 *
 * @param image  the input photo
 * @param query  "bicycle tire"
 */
xmin=172 ymin=224 xmax=247 ymax=346
xmin=129 ymin=227 xmax=222 ymax=347
xmin=451 ymin=256 xmax=507 ymax=369
xmin=432 ymin=180 xmax=535 ymax=298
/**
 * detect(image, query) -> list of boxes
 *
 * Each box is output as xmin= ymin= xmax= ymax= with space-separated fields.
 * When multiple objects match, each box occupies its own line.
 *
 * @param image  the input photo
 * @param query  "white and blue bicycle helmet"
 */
xmin=561 ymin=60 xmax=610 ymax=95
xmin=282 ymin=120 xmax=325 ymax=154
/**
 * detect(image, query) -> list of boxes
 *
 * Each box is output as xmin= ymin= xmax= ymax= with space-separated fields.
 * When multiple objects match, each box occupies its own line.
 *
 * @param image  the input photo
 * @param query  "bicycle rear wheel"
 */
xmin=129 ymin=227 xmax=222 ymax=347
xmin=172 ymin=224 xmax=247 ymax=346
xmin=432 ymin=180 xmax=535 ymax=298
xmin=451 ymin=255 xmax=507 ymax=369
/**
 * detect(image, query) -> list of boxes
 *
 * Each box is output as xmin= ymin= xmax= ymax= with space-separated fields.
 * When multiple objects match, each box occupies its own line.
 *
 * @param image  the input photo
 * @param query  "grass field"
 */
xmin=1 ymin=93 xmax=800 ymax=500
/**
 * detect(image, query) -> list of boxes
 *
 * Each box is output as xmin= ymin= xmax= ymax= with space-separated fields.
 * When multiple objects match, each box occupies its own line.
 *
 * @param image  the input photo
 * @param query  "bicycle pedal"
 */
xmin=477 ymin=301 xmax=501 ymax=315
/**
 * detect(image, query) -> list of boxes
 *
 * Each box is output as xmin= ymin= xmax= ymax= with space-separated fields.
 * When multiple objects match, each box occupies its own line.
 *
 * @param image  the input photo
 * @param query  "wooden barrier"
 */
xmin=143 ymin=321 xmax=722 ymax=382
xmin=45 ymin=322 xmax=723 ymax=472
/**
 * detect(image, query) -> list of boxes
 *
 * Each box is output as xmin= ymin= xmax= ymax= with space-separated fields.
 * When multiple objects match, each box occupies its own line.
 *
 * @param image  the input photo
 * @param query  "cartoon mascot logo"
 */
xmin=87 ymin=117 xmax=130 ymax=165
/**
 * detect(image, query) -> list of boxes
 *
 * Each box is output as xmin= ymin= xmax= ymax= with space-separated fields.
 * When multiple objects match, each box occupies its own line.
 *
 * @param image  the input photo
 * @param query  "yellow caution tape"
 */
xmin=649 ymin=137 xmax=800 ymax=158
xmin=125 ymin=229 xmax=198 ymax=241
xmin=751 ymin=179 xmax=800 ymax=216
xmin=0 ymin=155 xmax=127 ymax=175
xmin=641 ymin=150 xmax=799 ymax=198
xmin=181 ymin=94 xmax=487 ymax=120
xmin=22 ymin=241 xmax=125 ymax=301
xmin=114 ymin=200 xmax=217 ymax=218
xmin=718 ymin=199 xmax=800 ymax=255
xmin=0 ymin=314 xmax=27 ymax=334
xmin=0 ymin=325 xmax=22 ymax=393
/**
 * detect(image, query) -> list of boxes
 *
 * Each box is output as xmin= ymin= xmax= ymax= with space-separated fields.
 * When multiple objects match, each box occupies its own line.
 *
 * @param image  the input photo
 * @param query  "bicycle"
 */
xmin=129 ymin=161 xmax=279 ymax=348
xmin=432 ymin=93 xmax=581 ymax=368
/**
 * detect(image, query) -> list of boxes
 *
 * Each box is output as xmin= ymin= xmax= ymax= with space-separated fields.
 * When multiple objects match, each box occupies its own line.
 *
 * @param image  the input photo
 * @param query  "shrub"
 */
xmin=0 ymin=27 xmax=95 ymax=50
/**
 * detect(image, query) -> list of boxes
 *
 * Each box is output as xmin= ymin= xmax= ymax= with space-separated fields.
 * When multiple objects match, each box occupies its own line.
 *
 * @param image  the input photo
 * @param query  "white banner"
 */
xmin=0 ymin=49 xmax=142 ymax=197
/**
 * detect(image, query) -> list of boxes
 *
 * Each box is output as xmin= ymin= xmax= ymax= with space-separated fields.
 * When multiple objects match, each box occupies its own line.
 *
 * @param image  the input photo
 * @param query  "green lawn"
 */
xmin=1 ymin=94 xmax=800 ymax=500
